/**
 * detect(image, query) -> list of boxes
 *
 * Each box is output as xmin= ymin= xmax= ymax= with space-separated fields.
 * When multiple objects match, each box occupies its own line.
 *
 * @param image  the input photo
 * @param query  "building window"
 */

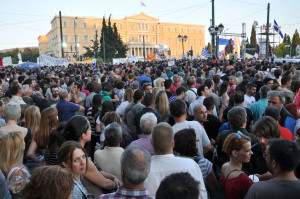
xmin=181 ymin=28 xmax=184 ymax=32
xmin=84 ymin=22 xmax=87 ymax=28
xmin=194 ymin=28 xmax=196 ymax=33
xmin=152 ymin=26 xmax=155 ymax=31
xmin=75 ymin=35 xmax=79 ymax=42
xmin=199 ymin=29 xmax=202 ymax=34
xmin=63 ymin=21 xmax=67 ymax=27
xmin=93 ymin=23 xmax=97 ymax=28
xmin=84 ymin=36 xmax=88 ymax=42
xmin=64 ymin=35 xmax=68 ymax=42
xmin=187 ymin=28 xmax=189 ymax=33
xmin=131 ymin=24 xmax=135 ymax=30
xmin=161 ymin=27 xmax=164 ymax=31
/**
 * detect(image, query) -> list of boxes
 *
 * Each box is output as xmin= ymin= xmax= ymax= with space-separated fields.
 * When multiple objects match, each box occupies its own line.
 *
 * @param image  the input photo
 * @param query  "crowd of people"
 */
xmin=0 ymin=57 xmax=300 ymax=199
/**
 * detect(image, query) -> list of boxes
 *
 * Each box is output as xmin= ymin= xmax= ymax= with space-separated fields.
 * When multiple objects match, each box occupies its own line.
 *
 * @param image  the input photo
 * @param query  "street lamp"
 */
xmin=209 ymin=23 xmax=224 ymax=58
xmin=74 ymin=17 xmax=78 ymax=59
xmin=178 ymin=34 xmax=188 ymax=58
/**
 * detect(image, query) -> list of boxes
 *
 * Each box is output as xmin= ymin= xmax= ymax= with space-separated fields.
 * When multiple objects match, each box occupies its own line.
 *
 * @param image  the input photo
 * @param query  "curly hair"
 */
xmin=174 ymin=128 xmax=198 ymax=157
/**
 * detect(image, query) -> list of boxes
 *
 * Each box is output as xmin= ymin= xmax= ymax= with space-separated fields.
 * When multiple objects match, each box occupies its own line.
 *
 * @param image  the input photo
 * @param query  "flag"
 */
xmin=218 ymin=50 xmax=223 ymax=57
xmin=141 ymin=1 xmax=146 ymax=6
xmin=93 ymin=58 xmax=96 ymax=71
xmin=201 ymin=48 xmax=211 ymax=58
xmin=274 ymin=19 xmax=283 ymax=39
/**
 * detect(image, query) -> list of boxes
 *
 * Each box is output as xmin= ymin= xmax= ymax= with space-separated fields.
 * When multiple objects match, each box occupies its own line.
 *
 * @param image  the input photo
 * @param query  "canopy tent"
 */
xmin=18 ymin=62 xmax=41 ymax=69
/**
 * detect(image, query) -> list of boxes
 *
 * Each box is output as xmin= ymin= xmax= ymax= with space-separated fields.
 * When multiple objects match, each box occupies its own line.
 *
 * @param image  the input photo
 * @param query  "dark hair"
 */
xmin=156 ymin=172 xmax=200 ymax=199
xmin=219 ymin=81 xmax=229 ymax=96
xmin=233 ymin=91 xmax=244 ymax=104
xmin=268 ymin=139 xmax=300 ymax=172
xmin=20 ymin=165 xmax=74 ymax=199
xmin=281 ymin=76 xmax=292 ymax=86
xmin=104 ymin=84 xmax=113 ymax=92
xmin=50 ymin=84 xmax=58 ymax=91
xmin=47 ymin=123 xmax=66 ymax=157
xmin=64 ymin=116 xmax=90 ymax=142
xmin=170 ymin=99 xmax=186 ymax=118
xmin=204 ymin=79 xmax=213 ymax=89
xmin=164 ymin=79 xmax=172 ymax=89
xmin=274 ymin=69 xmax=282 ymax=78
xmin=252 ymin=116 xmax=281 ymax=139
xmin=86 ymin=82 xmax=94 ymax=92
xmin=92 ymin=94 xmax=102 ymax=116
xmin=264 ymin=106 xmax=280 ymax=121
xmin=18 ymin=75 xmax=25 ymax=83
xmin=176 ymin=86 xmax=187 ymax=96
xmin=133 ymin=89 xmax=144 ymax=103
xmin=203 ymin=96 xmax=215 ymax=111
xmin=197 ymin=85 xmax=207 ymax=96
xmin=10 ymin=82 xmax=21 ymax=95
xmin=263 ymin=77 xmax=273 ymax=85
xmin=174 ymin=129 xmax=198 ymax=156
xmin=246 ymin=82 xmax=257 ymax=89
xmin=115 ymin=80 xmax=125 ymax=89
xmin=143 ymin=93 xmax=154 ymax=107
xmin=100 ymin=100 xmax=115 ymax=121
xmin=74 ymin=81 xmax=82 ymax=90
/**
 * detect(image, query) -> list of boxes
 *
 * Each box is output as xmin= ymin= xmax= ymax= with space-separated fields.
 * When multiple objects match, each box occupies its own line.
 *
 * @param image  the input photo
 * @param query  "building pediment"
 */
xmin=125 ymin=12 xmax=158 ymax=21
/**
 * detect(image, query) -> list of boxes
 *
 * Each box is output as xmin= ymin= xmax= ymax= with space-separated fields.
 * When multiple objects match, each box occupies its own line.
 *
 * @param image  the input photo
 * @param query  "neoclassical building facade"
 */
xmin=38 ymin=13 xmax=205 ymax=59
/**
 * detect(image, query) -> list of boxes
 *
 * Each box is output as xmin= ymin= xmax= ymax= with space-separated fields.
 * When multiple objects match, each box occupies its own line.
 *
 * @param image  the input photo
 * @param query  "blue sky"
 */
xmin=0 ymin=0 xmax=299 ymax=50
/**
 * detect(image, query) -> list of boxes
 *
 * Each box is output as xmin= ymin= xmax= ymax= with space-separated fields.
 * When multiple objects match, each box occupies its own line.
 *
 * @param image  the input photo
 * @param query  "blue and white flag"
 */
xmin=201 ymin=48 xmax=211 ymax=58
xmin=274 ymin=19 xmax=283 ymax=39
xmin=93 ymin=58 xmax=96 ymax=71
xmin=218 ymin=50 xmax=223 ymax=57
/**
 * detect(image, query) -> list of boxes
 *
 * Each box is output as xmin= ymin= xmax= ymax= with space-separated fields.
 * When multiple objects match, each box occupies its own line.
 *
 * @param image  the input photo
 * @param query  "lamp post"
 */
xmin=178 ymin=34 xmax=188 ymax=59
xmin=209 ymin=23 xmax=224 ymax=58
xmin=74 ymin=17 xmax=78 ymax=59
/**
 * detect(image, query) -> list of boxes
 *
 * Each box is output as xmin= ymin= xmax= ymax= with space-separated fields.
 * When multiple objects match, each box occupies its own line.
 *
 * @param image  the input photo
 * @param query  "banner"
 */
xmin=71 ymin=59 xmax=94 ymax=64
xmin=112 ymin=57 xmax=139 ymax=64
xmin=2 ymin=57 xmax=12 ymax=66
xmin=218 ymin=36 xmax=241 ymax=57
xmin=39 ymin=54 xmax=71 ymax=66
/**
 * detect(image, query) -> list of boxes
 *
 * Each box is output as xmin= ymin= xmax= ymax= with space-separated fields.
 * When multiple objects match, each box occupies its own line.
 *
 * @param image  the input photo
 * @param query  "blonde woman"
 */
xmin=25 ymin=106 xmax=42 ymax=163
xmin=152 ymin=87 xmax=162 ymax=102
xmin=155 ymin=78 xmax=165 ymax=90
xmin=116 ymin=88 xmax=134 ymax=118
xmin=0 ymin=131 xmax=30 ymax=196
xmin=155 ymin=91 xmax=170 ymax=122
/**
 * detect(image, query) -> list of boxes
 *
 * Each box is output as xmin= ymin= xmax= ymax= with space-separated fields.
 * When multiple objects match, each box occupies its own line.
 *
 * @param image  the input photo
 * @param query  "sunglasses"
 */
xmin=234 ymin=131 xmax=243 ymax=139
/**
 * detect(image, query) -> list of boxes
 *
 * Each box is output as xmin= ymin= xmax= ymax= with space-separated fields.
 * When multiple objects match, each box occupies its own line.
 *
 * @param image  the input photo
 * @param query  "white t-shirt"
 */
xmin=172 ymin=121 xmax=210 ymax=157
xmin=243 ymin=94 xmax=256 ymax=108
xmin=144 ymin=154 xmax=207 ymax=199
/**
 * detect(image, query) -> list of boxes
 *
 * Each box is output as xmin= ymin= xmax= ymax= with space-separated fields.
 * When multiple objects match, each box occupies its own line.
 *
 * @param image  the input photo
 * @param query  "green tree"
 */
xmin=250 ymin=25 xmax=257 ymax=46
xmin=112 ymin=23 xmax=128 ymax=58
xmin=283 ymin=33 xmax=291 ymax=44
xmin=99 ymin=16 xmax=108 ymax=61
xmin=291 ymin=29 xmax=300 ymax=56
xmin=205 ymin=42 xmax=211 ymax=53
xmin=83 ymin=30 xmax=100 ymax=58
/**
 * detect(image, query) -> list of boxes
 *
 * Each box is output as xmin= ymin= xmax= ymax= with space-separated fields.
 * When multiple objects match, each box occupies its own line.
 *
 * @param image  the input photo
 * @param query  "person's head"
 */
xmin=222 ymin=132 xmax=252 ymax=162
xmin=143 ymin=82 xmax=152 ymax=94
xmin=170 ymin=99 xmax=187 ymax=118
xmin=50 ymin=85 xmax=59 ymax=98
xmin=259 ymin=85 xmax=271 ymax=99
xmin=228 ymin=106 xmax=247 ymax=129
xmin=281 ymin=76 xmax=292 ymax=88
xmin=193 ymin=104 xmax=207 ymax=124
xmin=35 ymin=107 xmax=58 ymax=149
xmin=58 ymin=141 xmax=88 ymax=178
xmin=74 ymin=81 xmax=83 ymax=93
xmin=102 ymin=112 xmax=122 ymax=127
xmin=203 ymin=96 xmax=215 ymax=111
xmin=164 ymin=79 xmax=172 ymax=90
xmin=246 ymin=82 xmax=257 ymax=96
xmin=219 ymin=81 xmax=230 ymax=96
xmin=285 ymin=103 xmax=298 ymax=120
xmin=11 ymin=82 xmax=23 ymax=95
xmin=263 ymin=77 xmax=274 ymax=87
xmin=155 ymin=78 xmax=165 ymax=89
xmin=64 ymin=116 xmax=91 ymax=144
xmin=151 ymin=122 xmax=174 ymax=155
xmin=121 ymin=145 xmax=151 ymax=186
xmin=233 ymin=91 xmax=245 ymax=104
xmin=229 ymin=75 xmax=237 ymax=85
xmin=155 ymin=91 xmax=169 ymax=118
xmin=0 ymin=131 xmax=24 ymax=175
xmin=295 ymin=128 xmax=300 ymax=144
xmin=174 ymin=128 xmax=198 ymax=157
xmin=59 ymin=90 xmax=69 ymax=100
xmin=24 ymin=105 xmax=40 ymax=134
xmin=124 ymin=88 xmax=134 ymax=103
xmin=50 ymin=78 xmax=58 ymax=86
xmin=133 ymin=89 xmax=144 ymax=103
xmin=266 ymin=139 xmax=300 ymax=175
xmin=176 ymin=86 xmax=187 ymax=99
xmin=104 ymin=122 xmax=122 ymax=147
xmin=252 ymin=116 xmax=281 ymax=150
xmin=204 ymin=79 xmax=214 ymax=90
xmin=140 ymin=112 xmax=157 ymax=135
xmin=92 ymin=94 xmax=102 ymax=113
xmin=3 ymin=101 xmax=21 ymax=121
xmin=267 ymin=90 xmax=284 ymax=110
xmin=156 ymin=172 xmax=200 ymax=199
xmin=197 ymin=85 xmax=210 ymax=97
xmin=173 ymin=74 xmax=180 ymax=83
xmin=186 ymin=77 xmax=195 ymax=88
xmin=143 ymin=93 xmax=154 ymax=107
xmin=264 ymin=106 xmax=280 ymax=121
xmin=20 ymin=165 xmax=74 ymax=199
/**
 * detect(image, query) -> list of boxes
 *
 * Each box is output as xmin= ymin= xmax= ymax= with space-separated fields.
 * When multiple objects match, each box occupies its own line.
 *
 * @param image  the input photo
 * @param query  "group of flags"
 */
xmin=201 ymin=48 xmax=224 ymax=58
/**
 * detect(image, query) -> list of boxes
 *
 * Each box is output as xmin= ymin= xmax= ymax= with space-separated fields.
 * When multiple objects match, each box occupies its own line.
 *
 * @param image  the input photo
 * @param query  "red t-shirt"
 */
xmin=220 ymin=172 xmax=253 ymax=199
xmin=170 ymin=83 xmax=181 ymax=94
xmin=279 ymin=124 xmax=294 ymax=141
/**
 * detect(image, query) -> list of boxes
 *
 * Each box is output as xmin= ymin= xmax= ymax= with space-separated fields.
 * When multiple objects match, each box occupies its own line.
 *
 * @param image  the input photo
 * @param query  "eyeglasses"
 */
xmin=234 ymin=131 xmax=243 ymax=139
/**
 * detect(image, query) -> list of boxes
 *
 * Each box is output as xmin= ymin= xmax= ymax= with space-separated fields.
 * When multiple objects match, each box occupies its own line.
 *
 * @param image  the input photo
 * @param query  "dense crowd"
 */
xmin=0 ymin=57 xmax=300 ymax=199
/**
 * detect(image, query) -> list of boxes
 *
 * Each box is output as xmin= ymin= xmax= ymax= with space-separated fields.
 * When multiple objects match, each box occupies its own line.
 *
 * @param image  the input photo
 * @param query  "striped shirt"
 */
xmin=97 ymin=187 xmax=153 ymax=199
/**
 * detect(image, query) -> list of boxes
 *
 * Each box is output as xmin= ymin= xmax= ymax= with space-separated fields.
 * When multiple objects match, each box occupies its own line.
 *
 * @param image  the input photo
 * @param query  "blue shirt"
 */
xmin=249 ymin=98 xmax=268 ymax=123
xmin=285 ymin=116 xmax=296 ymax=135
xmin=56 ymin=100 xmax=80 ymax=122
xmin=137 ymin=75 xmax=151 ymax=88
